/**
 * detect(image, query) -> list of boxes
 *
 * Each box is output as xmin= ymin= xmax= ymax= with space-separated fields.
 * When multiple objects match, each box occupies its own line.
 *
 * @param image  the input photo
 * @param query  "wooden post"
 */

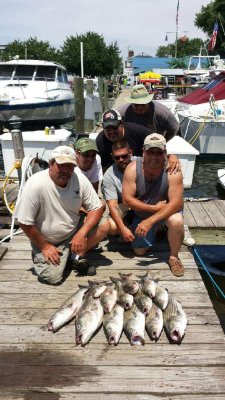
xmin=103 ymin=80 xmax=109 ymax=111
xmin=74 ymin=77 xmax=84 ymax=135
xmin=95 ymin=78 xmax=103 ymax=124
xmin=84 ymin=79 xmax=94 ymax=132
xmin=113 ymin=69 xmax=119 ymax=98
xmin=9 ymin=116 xmax=24 ymax=184
xmin=98 ymin=77 xmax=103 ymax=112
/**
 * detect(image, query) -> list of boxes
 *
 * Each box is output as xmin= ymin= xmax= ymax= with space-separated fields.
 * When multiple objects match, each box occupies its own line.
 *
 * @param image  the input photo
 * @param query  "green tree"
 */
xmin=195 ymin=0 xmax=225 ymax=56
xmin=156 ymin=37 xmax=205 ymax=59
xmin=3 ymin=37 xmax=60 ymax=62
xmin=60 ymin=31 xmax=122 ymax=77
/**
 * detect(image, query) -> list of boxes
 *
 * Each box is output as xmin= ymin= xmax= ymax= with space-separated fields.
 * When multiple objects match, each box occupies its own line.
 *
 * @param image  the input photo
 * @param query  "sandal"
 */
xmin=168 ymin=258 xmax=184 ymax=277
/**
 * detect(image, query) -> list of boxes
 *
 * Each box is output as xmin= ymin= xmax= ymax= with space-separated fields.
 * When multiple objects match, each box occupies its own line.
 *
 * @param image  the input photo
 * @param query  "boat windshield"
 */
xmin=13 ymin=65 xmax=36 ymax=80
xmin=57 ymin=68 xmax=69 ymax=84
xmin=35 ymin=66 xmax=56 ymax=81
xmin=0 ymin=65 xmax=15 ymax=80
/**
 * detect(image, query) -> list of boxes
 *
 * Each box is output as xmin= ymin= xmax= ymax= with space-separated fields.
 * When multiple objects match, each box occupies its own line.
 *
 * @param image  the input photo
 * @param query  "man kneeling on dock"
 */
xmin=14 ymin=145 xmax=108 ymax=285
xmin=122 ymin=133 xmax=185 ymax=277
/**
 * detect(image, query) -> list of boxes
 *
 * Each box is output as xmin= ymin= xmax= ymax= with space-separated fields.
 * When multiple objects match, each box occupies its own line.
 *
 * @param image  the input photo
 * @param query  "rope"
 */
xmin=184 ymin=94 xmax=219 ymax=146
xmin=192 ymin=246 xmax=225 ymax=299
xmin=1 ymin=155 xmax=49 ymax=242
xmin=2 ymin=160 xmax=22 ymax=214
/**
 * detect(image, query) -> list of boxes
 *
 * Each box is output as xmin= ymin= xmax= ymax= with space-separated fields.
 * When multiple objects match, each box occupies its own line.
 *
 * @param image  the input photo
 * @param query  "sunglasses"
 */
xmin=104 ymin=125 xmax=120 ymax=131
xmin=113 ymin=153 xmax=129 ymax=161
xmin=79 ymin=151 xmax=96 ymax=158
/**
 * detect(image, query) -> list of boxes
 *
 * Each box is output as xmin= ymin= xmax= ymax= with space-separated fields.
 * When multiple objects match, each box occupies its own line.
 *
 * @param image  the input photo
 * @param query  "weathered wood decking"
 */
xmin=184 ymin=199 xmax=225 ymax=228
xmin=0 ymin=231 xmax=224 ymax=399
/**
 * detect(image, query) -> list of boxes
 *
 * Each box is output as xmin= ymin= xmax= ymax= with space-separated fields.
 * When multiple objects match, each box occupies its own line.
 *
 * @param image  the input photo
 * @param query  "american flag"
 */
xmin=208 ymin=22 xmax=218 ymax=51
xmin=176 ymin=0 xmax=179 ymax=26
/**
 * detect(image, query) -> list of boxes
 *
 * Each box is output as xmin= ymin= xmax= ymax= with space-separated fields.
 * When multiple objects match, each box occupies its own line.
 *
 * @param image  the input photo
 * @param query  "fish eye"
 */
xmin=76 ymin=324 xmax=81 ymax=330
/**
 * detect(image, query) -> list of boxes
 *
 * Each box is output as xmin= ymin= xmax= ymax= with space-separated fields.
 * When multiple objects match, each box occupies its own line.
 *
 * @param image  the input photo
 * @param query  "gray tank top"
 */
xmin=135 ymin=157 xmax=169 ymax=218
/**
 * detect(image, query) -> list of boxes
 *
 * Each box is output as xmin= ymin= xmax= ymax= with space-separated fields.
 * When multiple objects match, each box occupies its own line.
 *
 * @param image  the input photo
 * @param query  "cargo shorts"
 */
xmin=32 ymin=233 xmax=75 ymax=285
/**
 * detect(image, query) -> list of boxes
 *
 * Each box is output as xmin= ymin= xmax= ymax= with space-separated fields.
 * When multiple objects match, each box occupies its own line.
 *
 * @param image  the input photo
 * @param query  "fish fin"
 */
xmin=136 ymin=272 xmax=148 ymax=279
xmin=78 ymin=284 xmax=89 ymax=289
xmin=119 ymin=272 xmax=132 ymax=279
xmin=110 ymin=276 xmax=120 ymax=283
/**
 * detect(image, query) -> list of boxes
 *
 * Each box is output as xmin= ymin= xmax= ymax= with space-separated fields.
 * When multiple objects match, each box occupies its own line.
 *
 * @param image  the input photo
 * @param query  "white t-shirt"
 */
xmin=14 ymin=169 xmax=102 ymax=244
xmin=75 ymin=154 xmax=103 ymax=183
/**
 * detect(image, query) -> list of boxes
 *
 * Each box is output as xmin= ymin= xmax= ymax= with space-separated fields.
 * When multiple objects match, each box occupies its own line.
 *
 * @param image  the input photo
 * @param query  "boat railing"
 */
xmin=15 ymin=78 xmax=26 ymax=99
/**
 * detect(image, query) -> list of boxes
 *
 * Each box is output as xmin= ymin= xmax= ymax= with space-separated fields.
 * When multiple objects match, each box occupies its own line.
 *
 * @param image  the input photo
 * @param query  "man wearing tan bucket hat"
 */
xmin=118 ymin=84 xmax=180 ymax=141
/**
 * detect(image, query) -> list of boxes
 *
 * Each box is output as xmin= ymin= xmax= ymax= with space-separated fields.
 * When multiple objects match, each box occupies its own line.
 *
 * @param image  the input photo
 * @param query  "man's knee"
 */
xmin=133 ymin=247 xmax=148 ymax=256
xmin=166 ymin=213 xmax=184 ymax=231
xmin=98 ymin=219 xmax=111 ymax=236
xmin=34 ymin=262 xmax=65 ymax=285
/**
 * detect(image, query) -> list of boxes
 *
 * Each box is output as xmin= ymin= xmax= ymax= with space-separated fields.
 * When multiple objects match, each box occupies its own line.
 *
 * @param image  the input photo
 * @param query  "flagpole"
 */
xmin=175 ymin=0 xmax=179 ymax=58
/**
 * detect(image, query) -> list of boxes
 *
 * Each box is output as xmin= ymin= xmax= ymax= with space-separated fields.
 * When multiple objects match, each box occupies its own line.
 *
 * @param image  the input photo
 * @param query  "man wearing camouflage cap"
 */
xmin=75 ymin=137 xmax=103 ymax=193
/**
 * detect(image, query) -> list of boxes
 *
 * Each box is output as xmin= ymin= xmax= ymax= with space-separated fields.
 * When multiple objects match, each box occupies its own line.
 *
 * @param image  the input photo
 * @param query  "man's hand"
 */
xmin=41 ymin=244 xmax=62 ymax=265
xmin=70 ymin=231 xmax=87 ymax=255
xmin=167 ymin=154 xmax=181 ymax=174
xmin=135 ymin=219 xmax=154 ymax=237
xmin=120 ymin=226 xmax=135 ymax=242
xmin=152 ymin=200 xmax=167 ymax=213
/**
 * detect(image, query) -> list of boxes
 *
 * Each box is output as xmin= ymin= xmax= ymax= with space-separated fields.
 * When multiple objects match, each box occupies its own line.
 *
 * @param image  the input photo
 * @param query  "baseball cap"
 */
xmin=75 ymin=138 xmax=98 ymax=153
xmin=102 ymin=109 xmax=122 ymax=128
xmin=51 ymin=145 xmax=76 ymax=165
xmin=126 ymin=84 xmax=154 ymax=104
xmin=143 ymin=133 xmax=166 ymax=151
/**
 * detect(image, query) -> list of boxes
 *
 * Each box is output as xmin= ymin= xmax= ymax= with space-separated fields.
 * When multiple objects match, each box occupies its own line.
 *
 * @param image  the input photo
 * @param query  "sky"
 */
xmin=1 ymin=0 xmax=212 ymax=59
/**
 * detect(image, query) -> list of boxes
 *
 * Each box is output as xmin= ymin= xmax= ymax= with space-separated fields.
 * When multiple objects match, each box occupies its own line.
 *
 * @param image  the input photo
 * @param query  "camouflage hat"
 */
xmin=75 ymin=138 xmax=98 ymax=153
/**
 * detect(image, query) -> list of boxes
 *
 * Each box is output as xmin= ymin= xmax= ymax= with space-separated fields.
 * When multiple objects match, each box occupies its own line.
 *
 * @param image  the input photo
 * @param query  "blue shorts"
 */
xmin=130 ymin=216 xmax=161 ymax=249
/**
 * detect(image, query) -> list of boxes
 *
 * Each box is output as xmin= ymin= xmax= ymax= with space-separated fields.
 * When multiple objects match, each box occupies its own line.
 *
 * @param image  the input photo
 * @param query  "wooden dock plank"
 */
xmin=0 ymin=324 xmax=224 ymax=345
xmin=201 ymin=201 xmax=225 ymax=227
xmin=1 ymin=365 xmax=225 ymax=394
xmin=184 ymin=202 xmax=214 ymax=227
xmin=0 ymin=307 xmax=219 ymax=325
xmin=0 ymin=292 xmax=213 ymax=308
xmin=214 ymin=199 xmax=225 ymax=218
xmin=0 ymin=344 xmax=223 ymax=365
xmin=184 ymin=202 xmax=198 ymax=227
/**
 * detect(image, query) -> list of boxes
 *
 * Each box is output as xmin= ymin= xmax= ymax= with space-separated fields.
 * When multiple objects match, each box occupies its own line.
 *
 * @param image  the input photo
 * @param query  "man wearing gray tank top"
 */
xmin=122 ymin=133 xmax=185 ymax=277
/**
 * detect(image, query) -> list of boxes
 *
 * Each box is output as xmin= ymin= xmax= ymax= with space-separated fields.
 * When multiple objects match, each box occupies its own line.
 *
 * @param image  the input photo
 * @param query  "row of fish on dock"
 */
xmin=47 ymin=273 xmax=187 ymax=346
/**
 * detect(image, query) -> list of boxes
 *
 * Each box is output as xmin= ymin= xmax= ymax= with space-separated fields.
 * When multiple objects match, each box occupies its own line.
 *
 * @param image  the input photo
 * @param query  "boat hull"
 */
xmin=218 ymin=169 xmax=225 ymax=190
xmin=0 ymin=97 xmax=75 ymax=130
xmin=178 ymin=112 xmax=225 ymax=154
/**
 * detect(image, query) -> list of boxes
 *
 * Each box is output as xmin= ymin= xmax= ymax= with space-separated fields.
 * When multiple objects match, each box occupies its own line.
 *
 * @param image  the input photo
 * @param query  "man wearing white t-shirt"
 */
xmin=14 ymin=146 xmax=108 ymax=285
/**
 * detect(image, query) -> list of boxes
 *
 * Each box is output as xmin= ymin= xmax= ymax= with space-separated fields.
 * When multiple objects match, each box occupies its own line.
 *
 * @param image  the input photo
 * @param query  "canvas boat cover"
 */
xmin=179 ymin=72 xmax=225 ymax=105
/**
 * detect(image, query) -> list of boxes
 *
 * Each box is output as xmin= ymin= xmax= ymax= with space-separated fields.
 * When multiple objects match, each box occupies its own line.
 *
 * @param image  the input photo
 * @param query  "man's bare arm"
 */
xmin=135 ymin=172 xmax=183 ymax=237
xmin=70 ymin=206 xmax=104 ymax=254
xmin=107 ymin=199 xmax=134 ymax=242
xmin=122 ymin=161 xmax=167 ymax=214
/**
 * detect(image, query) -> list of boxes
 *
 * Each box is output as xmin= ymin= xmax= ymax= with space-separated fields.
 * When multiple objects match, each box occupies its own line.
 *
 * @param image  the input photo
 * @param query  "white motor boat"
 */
xmin=218 ymin=169 xmax=225 ymax=190
xmin=176 ymin=72 xmax=225 ymax=154
xmin=0 ymin=59 xmax=75 ymax=130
